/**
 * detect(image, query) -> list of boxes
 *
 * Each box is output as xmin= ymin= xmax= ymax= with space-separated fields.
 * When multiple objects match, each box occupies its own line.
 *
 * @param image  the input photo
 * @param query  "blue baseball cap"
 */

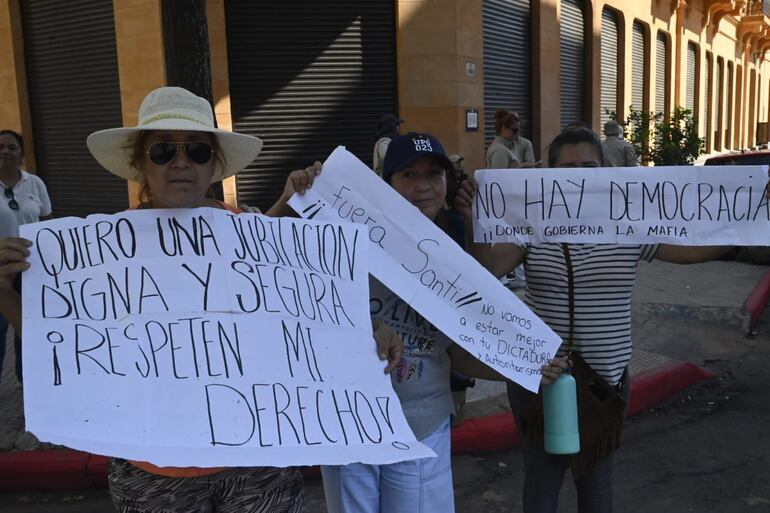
xmin=382 ymin=132 xmax=454 ymax=181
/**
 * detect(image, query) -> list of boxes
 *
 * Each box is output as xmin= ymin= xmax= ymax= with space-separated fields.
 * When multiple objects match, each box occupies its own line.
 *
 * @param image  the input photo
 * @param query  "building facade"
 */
xmin=0 ymin=0 xmax=768 ymax=215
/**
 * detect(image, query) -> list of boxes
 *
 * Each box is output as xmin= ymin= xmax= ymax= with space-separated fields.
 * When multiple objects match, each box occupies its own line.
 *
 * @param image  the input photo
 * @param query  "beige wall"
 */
xmin=577 ymin=0 xmax=770 ymax=156
xmin=206 ymin=0 xmax=237 ymax=206
xmin=393 ymin=0 xmax=770 ymax=163
xmin=113 ymin=0 xmax=166 ymax=205
xmin=0 ymin=0 xmax=35 ymax=171
xmin=533 ymin=0 xmax=560 ymax=161
xmin=397 ymin=0 xmax=486 ymax=170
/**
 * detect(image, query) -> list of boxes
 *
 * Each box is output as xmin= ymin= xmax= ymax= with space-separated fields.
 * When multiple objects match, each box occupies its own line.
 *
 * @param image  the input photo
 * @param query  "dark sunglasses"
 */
xmin=146 ymin=142 xmax=214 ymax=166
xmin=3 ymin=187 xmax=18 ymax=211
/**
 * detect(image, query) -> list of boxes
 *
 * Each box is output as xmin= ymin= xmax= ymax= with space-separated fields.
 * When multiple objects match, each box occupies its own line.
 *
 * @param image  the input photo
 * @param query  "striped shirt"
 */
xmin=522 ymin=243 xmax=660 ymax=385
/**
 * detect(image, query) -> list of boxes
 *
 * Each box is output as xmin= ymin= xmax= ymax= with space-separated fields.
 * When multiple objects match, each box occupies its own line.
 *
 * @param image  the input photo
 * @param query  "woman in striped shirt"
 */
xmin=457 ymin=126 xmax=730 ymax=513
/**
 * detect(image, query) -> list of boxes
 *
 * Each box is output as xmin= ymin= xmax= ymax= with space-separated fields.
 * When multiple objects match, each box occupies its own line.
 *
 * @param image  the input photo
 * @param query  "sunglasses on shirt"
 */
xmin=146 ymin=142 xmax=214 ymax=166
xmin=4 ymin=187 xmax=18 ymax=211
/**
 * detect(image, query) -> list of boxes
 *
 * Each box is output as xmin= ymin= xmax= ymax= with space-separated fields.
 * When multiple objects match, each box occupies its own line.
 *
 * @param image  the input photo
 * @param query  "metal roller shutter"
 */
xmin=704 ymin=54 xmax=712 ymax=151
xmin=749 ymin=70 xmax=757 ymax=146
xmin=655 ymin=31 xmax=669 ymax=116
xmin=560 ymin=0 xmax=585 ymax=128
xmin=600 ymin=8 xmax=619 ymax=128
xmin=483 ymin=0 xmax=532 ymax=142
xmin=21 ymin=1 xmax=126 ymax=218
xmin=686 ymin=43 xmax=697 ymax=116
xmin=714 ymin=60 xmax=722 ymax=150
xmin=733 ymin=64 xmax=743 ymax=149
xmin=631 ymin=22 xmax=645 ymax=112
xmin=225 ymin=1 xmax=397 ymax=211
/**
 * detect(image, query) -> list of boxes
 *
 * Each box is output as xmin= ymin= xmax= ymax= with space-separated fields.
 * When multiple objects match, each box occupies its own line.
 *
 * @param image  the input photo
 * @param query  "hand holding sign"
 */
xmin=21 ymin=208 xmax=433 ymax=467
xmin=373 ymin=319 xmax=404 ymax=373
xmin=0 ymin=237 xmax=30 ymax=291
xmin=473 ymin=166 xmax=770 ymax=245
xmin=454 ymin=174 xmax=478 ymax=222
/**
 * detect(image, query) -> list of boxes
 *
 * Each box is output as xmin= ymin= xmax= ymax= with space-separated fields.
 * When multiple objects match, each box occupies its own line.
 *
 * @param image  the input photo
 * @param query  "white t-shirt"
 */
xmin=0 ymin=171 xmax=52 ymax=239
xmin=370 ymin=277 xmax=453 ymax=440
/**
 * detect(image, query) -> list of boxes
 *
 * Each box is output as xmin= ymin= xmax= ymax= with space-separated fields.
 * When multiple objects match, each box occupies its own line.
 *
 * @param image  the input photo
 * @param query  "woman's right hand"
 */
xmin=0 ymin=237 xmax=31 ymax=292
xmin=540 ymin=356 xmax=571 ymax=386
xmin=266 ymin=161 xmax=323 ymax=218
xmin=282 ymin=161 xmax=322 ymax=198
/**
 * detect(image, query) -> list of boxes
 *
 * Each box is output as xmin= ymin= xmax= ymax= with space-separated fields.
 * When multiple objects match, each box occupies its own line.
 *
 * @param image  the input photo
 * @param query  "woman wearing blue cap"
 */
xmin=324 ymin=132 xmax=508 ymax=513
xmin=280 ymin=132 xmax=510 ymax=513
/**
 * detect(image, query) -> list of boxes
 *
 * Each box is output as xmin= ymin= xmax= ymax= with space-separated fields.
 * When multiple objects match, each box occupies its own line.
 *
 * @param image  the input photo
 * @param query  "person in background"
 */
xmin=278 ymin=132 xmax=508 ymax=513
xmin=457 ymin=126 xmax=731 ymax=513
xmin=486 ymin=110 xmax=529 ymax=289
xmin=486 ymin=109 xmax=536 ymax=169
xmin=0 ymin=129 xmax=51 ymax=383
xmin=602 ymin=120 xmax=637 ymax=167
xmin=372 ymin=114 xmax=402 ymax=176
xmin=449 ymin=153 xmax=467 ymax=182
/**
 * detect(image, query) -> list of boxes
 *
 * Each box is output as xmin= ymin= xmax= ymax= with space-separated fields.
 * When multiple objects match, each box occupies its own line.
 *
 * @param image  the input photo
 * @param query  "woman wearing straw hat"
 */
xmin=0 ymin=87 xmax=306 ymax=512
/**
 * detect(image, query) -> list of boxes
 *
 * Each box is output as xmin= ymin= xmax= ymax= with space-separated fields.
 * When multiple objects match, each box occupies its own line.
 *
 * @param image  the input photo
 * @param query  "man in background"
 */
xmin=602 ymin=120 xmax=637 ymax=167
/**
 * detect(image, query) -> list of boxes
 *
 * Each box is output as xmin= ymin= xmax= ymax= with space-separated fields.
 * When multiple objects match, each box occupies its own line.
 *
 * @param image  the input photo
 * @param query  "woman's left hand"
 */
xmin=284 ymin=161 xmax=322 ymax=197
xmin=540 ymin=356 xmax=571 ymax=385
xmin=266 ymin=161 xmax=323 ymax=217
xmin=454 ymin=174 xmax=478 ymax=221
xmin=0 ymin=237 xmax=31 ymax=293
xmin=372 ymin=319 xmax=403 ymax=374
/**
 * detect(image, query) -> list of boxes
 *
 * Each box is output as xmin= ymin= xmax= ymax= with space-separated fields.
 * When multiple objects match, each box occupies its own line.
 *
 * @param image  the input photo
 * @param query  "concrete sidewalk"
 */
xmin=0 ymin=259 xmax=764 ymax=491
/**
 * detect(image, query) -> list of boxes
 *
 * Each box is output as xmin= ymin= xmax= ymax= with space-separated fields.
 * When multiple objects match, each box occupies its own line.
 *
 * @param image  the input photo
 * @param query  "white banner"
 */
xmin=21 ymin=208 xmax=433 ymax=467
xmin=289 ymin=147 xmax=562 ymax=392
xmin=473 ymin=166 xmax=770 ymax=245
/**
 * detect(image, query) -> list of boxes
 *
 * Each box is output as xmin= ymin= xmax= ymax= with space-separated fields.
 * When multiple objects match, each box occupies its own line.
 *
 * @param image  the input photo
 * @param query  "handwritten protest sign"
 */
xmin=288 ymin=147 xmax=562 ymax=392
xmin=20 ymin=208 xmax=433 ymax=467
xmin=474 ymin=166 xmax=770 ymax=245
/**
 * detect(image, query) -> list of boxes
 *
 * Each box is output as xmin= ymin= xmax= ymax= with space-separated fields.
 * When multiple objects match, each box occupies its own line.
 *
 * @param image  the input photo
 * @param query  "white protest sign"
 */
xmin=473 ymin=166 xmax=770 ymax=245
xmin=288 ymin=147 xmax=562 ymax=392
xmin=21 ymin=208 xmax=433 ymax=467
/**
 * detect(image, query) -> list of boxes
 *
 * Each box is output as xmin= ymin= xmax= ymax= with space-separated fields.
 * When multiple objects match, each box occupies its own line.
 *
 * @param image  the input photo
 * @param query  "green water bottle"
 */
xmin=543 ymin=370 xmax=580 ymax=454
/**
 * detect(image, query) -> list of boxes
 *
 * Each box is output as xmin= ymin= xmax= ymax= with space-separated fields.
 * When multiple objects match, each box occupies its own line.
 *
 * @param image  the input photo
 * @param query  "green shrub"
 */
xmin=607 ymin=107 xmax=704 ymax=166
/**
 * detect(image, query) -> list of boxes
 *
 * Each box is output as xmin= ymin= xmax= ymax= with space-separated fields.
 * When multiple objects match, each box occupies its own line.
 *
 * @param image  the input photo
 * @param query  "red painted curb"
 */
xmin=452 ymin=411 xmax=519 ymax=454
xmin=626 ymin=361 xmax=714 ymax=416
xmin=0 ymin=361 xmax=712 ymax=492
xmin=0 ymin=450 xmax=92 ymax=491
xmin=743 ymin=268 xmax=770 ymax=331
xmin=87 ymin=455 xmax=110 ymax=488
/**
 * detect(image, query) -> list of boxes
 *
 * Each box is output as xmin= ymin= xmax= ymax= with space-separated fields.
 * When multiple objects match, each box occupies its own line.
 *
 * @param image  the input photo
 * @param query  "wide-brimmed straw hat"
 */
xmin=86 ymin=87 xmax=262 ymax=182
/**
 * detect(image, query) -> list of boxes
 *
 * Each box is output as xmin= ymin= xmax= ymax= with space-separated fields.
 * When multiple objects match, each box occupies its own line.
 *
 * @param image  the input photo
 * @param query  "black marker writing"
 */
xmin=156 ymin=215 xmax=221 ymax=257
xmin=282 ymin=320 xmax=324 ymax=382
xmin=204 ymin=383 xmax=393 ymax=447
xmin=36 ymin=219 xmax=136 ymax=287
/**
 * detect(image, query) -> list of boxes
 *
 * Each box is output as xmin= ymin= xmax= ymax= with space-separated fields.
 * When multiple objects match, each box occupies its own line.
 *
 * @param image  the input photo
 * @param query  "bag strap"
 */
xmin=561 ymin=243 xmax=576 ymax=352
